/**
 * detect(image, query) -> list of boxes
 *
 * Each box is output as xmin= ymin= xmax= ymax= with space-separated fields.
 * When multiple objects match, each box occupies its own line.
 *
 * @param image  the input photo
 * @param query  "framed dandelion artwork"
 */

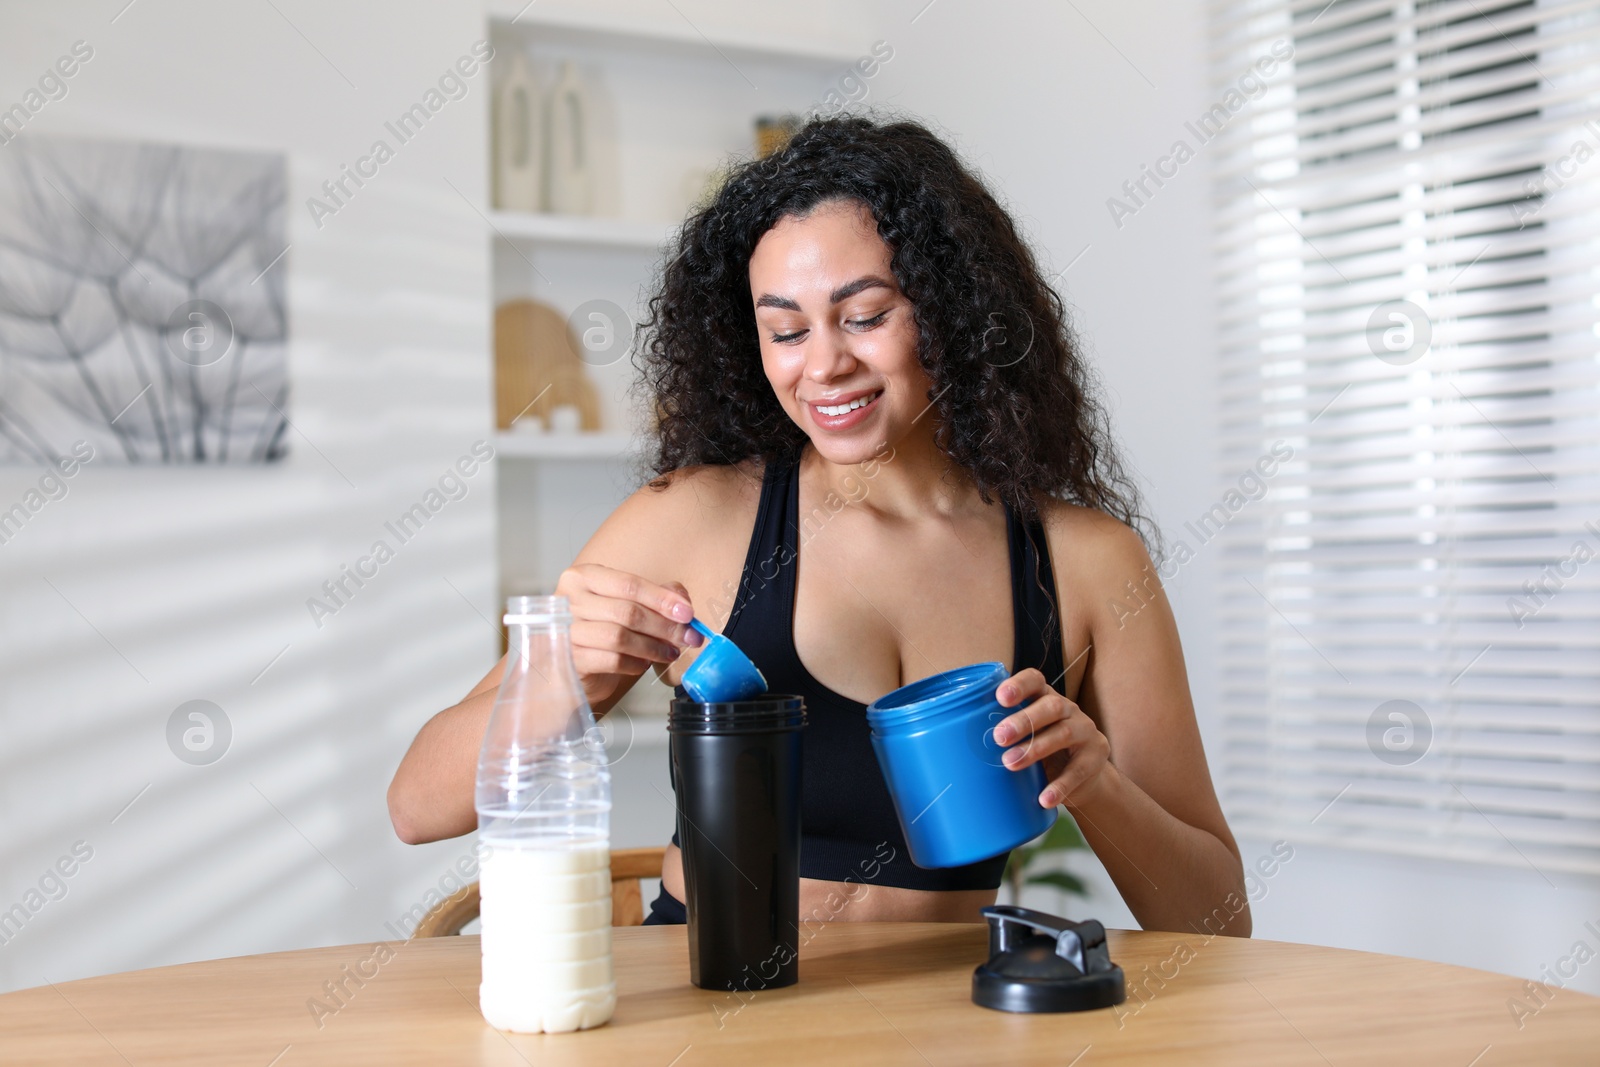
xmin=0 ymin=135 xmax=289 ymax=464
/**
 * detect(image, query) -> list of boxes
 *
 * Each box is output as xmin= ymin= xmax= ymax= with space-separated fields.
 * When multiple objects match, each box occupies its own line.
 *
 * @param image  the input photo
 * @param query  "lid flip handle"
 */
xmin=981 ymin=905 xmax=1112 ymax=976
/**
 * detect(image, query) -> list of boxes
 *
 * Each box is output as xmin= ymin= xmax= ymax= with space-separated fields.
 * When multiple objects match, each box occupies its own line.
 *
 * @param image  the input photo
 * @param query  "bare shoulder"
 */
xmin=1033 ymin=497 xmax=1167 ymax=640
xmin=611 ymin=462 xmax=763 ymax=531
xmin=1035 ymin=497 xmax=1152 ymax=579
xmin=575 ymin=461 xmax=764 ymax=611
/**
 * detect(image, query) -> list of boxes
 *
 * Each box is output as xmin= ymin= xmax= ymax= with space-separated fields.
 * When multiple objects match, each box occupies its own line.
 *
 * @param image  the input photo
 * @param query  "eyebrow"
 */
xmin=754 ymin=275 xmax=895 ymax=312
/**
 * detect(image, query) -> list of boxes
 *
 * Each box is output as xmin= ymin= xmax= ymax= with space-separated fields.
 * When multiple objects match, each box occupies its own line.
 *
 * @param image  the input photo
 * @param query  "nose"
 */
xmin=803 ymin=330 xmax=858 ymax=384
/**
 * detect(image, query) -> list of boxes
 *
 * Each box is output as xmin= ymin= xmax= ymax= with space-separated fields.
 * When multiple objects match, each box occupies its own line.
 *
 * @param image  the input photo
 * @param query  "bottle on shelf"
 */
xmin=492 ymin=52 xmax=544 ymax=212
xmin=546 ymin=61 xmax=594 ymax=215
xmin=475 ymin=594 xmax=615 ymax=1033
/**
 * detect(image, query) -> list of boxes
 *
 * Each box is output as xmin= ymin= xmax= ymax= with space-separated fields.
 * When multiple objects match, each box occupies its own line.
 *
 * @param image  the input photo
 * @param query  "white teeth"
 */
xmin=815 ymin=391 xmax=881 ymax=417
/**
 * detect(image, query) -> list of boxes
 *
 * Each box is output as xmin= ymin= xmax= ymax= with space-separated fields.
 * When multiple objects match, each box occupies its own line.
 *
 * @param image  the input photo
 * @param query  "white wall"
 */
xmin=3 ymin=0 xmax=1593 ymax=1002
xmin=0 ymin=0 xmax=499 ymax=991
xmin=869 ymin=0 xmax=1600 ymax=996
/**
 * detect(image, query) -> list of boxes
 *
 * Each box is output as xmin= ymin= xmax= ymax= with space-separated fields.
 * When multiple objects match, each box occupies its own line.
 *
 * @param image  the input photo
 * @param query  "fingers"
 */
xmin=662 ymin=581 xmax=701 ymax=645
xmin=988 ymin=670 xmax=1111 ymax=807
xmin=571 ymin=620 xmax=679 ymax=666
xmin=572 ymin=644 xmax=653 ymax=680
xmin=992 ymin=688 xmax=1075 ymax=747
xmin=1040 ymin=730 xmax=1111 ymax=807
xmin=559 ymin=564 xmax=703 ymax=664
xmin=564 ymin=563 xmax=695 ymax=625
xmin=578 ymin=592 xmax=700 ymax=652
xmin=994 ymin=668 xmax=1048 ymax=707
xmin=1001 ymin=714 xmax=1079 ymax=771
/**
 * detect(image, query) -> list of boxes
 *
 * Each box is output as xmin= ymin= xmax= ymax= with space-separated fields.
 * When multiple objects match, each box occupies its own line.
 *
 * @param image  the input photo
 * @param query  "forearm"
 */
xmin=1067 ymin=763 xmax=1250 ymax=937
xmin=387 ymin=689 xmax=494 ymax=844
xmin=387 ymin=683 xmax=630 ymax=845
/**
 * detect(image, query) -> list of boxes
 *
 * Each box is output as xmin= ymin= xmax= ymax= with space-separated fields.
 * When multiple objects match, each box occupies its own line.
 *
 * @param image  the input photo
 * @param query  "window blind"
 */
xmin=1207 ymin=0 xmax=1600 ymax=874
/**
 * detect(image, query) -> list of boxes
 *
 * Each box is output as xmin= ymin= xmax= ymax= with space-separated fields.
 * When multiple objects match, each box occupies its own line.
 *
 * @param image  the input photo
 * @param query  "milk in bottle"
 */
xmin=475 ymin=595 xmax=615 ymax=1033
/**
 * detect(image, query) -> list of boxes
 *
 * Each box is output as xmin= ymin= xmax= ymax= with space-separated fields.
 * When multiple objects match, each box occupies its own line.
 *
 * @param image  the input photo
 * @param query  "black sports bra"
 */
xmin=672 ymin=453 xmax=1066 ymax=891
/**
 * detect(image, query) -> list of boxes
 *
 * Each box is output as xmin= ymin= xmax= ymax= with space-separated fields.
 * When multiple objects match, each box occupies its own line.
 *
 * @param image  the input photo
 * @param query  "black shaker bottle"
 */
xmin=667 ymin=695 xmax=806 ymax=991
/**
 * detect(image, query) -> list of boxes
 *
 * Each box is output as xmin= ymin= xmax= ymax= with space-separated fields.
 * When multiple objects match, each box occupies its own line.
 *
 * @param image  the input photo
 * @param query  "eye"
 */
xmin=848 ymin=311 xmax=888 ymax=330
xmin=769 ymin=328 xmax=806 ymax=345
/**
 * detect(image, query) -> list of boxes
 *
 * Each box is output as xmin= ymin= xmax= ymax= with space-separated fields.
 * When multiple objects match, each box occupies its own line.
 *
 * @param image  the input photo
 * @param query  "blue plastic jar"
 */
xmin=866 ymin=662 xmax=1057 ymax=869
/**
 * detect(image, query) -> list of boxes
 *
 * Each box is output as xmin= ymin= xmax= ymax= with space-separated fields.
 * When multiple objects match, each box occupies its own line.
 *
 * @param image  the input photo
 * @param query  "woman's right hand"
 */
xmin=554 ymin=563 xmax=703 ymax=707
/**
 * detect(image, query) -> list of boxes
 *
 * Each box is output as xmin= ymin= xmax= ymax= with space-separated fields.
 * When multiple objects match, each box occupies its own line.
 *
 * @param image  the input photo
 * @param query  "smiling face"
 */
xmin=748 ymin=198 xmax=935 ymax=466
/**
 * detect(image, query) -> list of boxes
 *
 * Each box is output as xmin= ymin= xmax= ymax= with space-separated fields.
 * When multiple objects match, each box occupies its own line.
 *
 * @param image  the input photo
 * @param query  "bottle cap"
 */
xmin=971 ymin=905 xmax=1126 ymax=1013
xmin=504 ymin=594 xmax=572 ymax=625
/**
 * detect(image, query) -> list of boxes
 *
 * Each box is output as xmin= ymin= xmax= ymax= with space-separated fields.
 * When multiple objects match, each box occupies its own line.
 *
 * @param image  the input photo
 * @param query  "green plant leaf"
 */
xmin=1005 ymin=815 xmax=1089 ymax=891
xmin=1026 ymin=870 xmax=1088 ymax=897
xmin=1010 ymin=816 xmax=1083 ymax=866
xmin=1035 ymin=814 xmax=1087 ymax=853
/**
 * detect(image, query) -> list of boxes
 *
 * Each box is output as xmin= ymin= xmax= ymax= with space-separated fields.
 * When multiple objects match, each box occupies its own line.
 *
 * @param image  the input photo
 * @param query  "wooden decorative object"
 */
xmin=755 ymin=114 xmax=801 ymax=159
xmin=494 ymin=299 xmax=602 ymax=431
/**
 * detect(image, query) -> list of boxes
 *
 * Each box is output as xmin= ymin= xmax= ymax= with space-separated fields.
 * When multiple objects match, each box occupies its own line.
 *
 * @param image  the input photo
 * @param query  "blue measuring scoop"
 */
xmin=680 ymin=618 xmax=769 ymax=703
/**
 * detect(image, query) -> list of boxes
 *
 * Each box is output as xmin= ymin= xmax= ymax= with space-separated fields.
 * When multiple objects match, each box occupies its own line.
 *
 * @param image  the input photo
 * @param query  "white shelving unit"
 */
xmin=492 ymin=430 xmax=640 ymax=460
xmin=483 ymin=7 xmax=864 ymax=712
xmin=487 ymin=210 xmax=674 ymax=251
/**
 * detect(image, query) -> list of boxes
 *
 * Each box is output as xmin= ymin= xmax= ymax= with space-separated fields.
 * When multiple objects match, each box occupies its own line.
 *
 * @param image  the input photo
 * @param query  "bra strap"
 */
xmin=725 ymin=456 xmax=799 ymax=635
xmin=1007 ymin=504 xmax=1065 ymax=684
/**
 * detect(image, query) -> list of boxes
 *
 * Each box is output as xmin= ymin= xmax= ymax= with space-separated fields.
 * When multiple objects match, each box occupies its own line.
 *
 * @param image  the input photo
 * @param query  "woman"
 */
xmin=388 ymin=116 xmax=1249 ymax=935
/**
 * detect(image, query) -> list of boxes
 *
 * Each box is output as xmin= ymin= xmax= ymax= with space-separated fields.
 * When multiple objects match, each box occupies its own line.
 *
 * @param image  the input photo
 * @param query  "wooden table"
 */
xmin=3 ymin=923 xmax=1596 ymax=1065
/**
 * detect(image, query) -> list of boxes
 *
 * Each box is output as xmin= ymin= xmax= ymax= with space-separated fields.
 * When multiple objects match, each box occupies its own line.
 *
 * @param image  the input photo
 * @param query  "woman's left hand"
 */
xmin=992 ymin=668 xmax=1112 ymax=809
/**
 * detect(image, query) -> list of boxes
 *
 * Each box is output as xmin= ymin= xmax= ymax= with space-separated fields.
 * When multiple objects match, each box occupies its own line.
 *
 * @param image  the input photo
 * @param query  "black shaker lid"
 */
xmin=971 ymin=905 xmax=1126 ymax=1013
xmin=667 ymin=694 xmax=805 ymax=733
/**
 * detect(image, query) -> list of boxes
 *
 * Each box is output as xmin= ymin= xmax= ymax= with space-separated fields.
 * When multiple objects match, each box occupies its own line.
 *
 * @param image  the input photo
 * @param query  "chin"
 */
xmin=804 ymin=430 xmax=893 ymax=467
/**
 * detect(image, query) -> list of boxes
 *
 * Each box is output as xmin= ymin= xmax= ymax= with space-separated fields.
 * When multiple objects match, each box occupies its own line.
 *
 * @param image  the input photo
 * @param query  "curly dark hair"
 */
xmin=636 ymin=113 xmax=1154 ymax=546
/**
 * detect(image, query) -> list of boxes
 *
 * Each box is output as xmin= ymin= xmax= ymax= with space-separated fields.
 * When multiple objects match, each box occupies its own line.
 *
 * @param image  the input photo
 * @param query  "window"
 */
xmin=1209 ymin=0 xmax=1600 ymax=874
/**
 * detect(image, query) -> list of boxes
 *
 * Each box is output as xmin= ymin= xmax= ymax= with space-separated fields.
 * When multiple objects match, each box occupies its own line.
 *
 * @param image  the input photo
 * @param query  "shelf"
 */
xmin=486 ymin=5 xmax=850 ymax=646
xmin=493 ymin=431 xmax=643 ymax=460
xmin=487 ymin=3 xmax=859 ymax=66
xmin=488 ymin=211 xmax=676 ymax=251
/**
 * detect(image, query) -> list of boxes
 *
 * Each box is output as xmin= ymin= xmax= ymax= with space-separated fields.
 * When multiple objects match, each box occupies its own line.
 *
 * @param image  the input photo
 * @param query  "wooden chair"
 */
xmin=411 ymin=846 xmax=666 ymax=937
